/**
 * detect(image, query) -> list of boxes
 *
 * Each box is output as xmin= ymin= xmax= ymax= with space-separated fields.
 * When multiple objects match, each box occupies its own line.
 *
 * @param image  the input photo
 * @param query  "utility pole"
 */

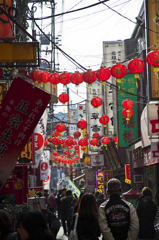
xmin=67 ymin=87 xmax=70 ymax=136
xmin=51 ymin=1 xmax=55 ymax=71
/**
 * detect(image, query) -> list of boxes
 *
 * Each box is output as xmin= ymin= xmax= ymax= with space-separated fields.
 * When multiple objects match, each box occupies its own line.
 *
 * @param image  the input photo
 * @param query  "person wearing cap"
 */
xmin=136 ymin=187 xmax=157 ymax=240
xmin=98 ymin=178 xmax=139 ymax=240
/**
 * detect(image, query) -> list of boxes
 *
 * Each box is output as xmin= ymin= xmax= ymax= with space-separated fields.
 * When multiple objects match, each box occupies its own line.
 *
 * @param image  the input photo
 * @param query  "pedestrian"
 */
xmin=96 ymin=193 xmax=105 ymax=208
xmin=98 ymin=178 xmax=139 ymax=240
xmin=61 ymin=189 xmax=74 ymax=236
xmin=47 ymin=192 xmax=57 ymax=213
xmin=136 ymin=186 xmax=157 ymax=240
xmin=94 ymin=191 xmax=100 ymax=201
xmin=0 ymin=209 xmax=17 ymax=240
xmin=70 ymin=193 xmax=101 ymax=240
xmin=56 ymin=190 xmax=62 ymax=219
xmin=18 ymin=210 xmax=54 ymax=240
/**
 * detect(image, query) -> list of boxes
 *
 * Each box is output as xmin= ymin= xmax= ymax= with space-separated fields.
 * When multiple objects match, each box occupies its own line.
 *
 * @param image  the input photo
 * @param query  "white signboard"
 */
xmin=43 ymin=165 xmax=51 ymax=190
xmin=91 ymin=154 xmax=104 ymax=166
xmin=87 ymin=82 xmax=103 ymax=153
xmin=77 ymin=104 xmax=86 ymax=158
xmin=40 ymin=151 xmax=50 ymax=180
xmin=33 ymin=109 xmax=49 ymax=168
xmin=147 ymin=103 xmax=159 ymax=136
xmin=103 ymin=41 xmax=125 ymax=137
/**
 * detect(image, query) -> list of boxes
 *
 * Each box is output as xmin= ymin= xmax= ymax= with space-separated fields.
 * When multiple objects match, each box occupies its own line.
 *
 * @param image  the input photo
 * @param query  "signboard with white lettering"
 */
xmin=147 ymin=103 xmax=159 ymax=136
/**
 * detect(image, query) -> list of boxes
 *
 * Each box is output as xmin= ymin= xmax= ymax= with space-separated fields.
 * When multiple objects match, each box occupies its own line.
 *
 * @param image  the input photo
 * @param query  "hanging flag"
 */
xmin=43 ymin=165 xmax=51 ymax=190
xmin=33 ymin=109 xmax=49 ymax=168
xmin=0 ymin=77 xmax=51 ymax=190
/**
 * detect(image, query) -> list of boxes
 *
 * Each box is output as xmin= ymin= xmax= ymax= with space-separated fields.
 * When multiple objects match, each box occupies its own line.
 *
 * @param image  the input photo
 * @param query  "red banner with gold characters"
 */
xmin=125 ymin=164 xmax=131 ymax=184
xmin=0 ymin=77 xmax=51 ymax=190
xmin=0 ymin=0 xmax=14 ymax=38
xmin=104 ymin=170 xmax=113 ymax=185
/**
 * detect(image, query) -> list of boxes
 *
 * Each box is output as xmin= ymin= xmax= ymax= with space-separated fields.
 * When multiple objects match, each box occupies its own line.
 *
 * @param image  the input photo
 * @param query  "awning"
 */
xmin=73 ymin=174 xmax=85 ymax=181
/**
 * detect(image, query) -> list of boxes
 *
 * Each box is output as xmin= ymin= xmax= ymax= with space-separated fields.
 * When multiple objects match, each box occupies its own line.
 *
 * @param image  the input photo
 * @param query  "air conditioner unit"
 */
xmin=134 ymin=175 xmax=143 ymax=183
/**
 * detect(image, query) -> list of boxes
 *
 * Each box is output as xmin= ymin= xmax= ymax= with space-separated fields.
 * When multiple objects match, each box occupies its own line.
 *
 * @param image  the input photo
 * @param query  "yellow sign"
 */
xmin=84 ymin=155 xmax=91 ymax=167
xmin=0 ymin=42 xmax=38 ymax=63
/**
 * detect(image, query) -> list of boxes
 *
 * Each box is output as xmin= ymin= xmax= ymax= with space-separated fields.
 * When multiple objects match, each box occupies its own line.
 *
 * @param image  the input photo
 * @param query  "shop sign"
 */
xmin=13 ymin=178 xmax=24 ymax=190
xmin=43 ymin=165 xmax=51 ymax=190
xmin=96 ymin=171 xmax=104 ymax=194
xmin=125 ymin=164 xmax=131 ymax=184
xmin=117 ymin=74 xmax=138 ymax=147
xmin=104 ymin=170 xmax=113 ymax=185
xmin=28 ymin=187 xmax=43 ymax=198
xmin=85 ymin=168 xmax=96 ymax=186
xmin=0 ymin=0 xmax=13 ymax=39
xmin=144 ymin=145 xmax=159 ymax=165
xmin=132 ymin=146 xmax=143 ymax=160
xmin=0 ymin=77 xmax=51 ymax=190
xmin=40 ymin=151 xmax=50 ymax=181
xmin=147 ymin=103 xmax=159 ymax=136
xmin=84 ymin=155 xmax=91 ymax=167
xmin=91 ymin=154 xmax=104 ymax=167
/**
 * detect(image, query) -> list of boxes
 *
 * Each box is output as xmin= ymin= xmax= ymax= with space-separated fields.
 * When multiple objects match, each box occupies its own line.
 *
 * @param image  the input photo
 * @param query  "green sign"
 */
xmin=117 ymin=74 xmax=138 ymax=148
xmin=128 ymin=198 xmax=137 ymax=208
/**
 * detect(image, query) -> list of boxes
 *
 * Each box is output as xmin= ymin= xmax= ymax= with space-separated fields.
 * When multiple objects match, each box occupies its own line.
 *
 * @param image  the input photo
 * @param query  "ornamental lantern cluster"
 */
xmin=122 ymin=99 xmax=134 ymax=122
xmin=55 ymin=123 xmax=66 ymax=135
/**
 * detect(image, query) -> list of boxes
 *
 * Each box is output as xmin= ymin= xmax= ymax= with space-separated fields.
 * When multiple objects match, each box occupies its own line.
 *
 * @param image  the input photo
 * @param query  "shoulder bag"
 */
xmin=68 ymin=213 xmax=78 ymax=240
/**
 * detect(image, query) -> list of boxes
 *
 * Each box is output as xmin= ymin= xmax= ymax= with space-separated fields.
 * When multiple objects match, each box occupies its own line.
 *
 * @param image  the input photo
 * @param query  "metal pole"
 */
xmin=51 ymin=1 xmax=55 ymax=71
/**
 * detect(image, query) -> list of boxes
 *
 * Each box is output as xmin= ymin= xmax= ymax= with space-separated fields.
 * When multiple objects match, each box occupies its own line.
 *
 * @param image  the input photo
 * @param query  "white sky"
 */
xmin=28 ymin=0 xmax=143 ymax=111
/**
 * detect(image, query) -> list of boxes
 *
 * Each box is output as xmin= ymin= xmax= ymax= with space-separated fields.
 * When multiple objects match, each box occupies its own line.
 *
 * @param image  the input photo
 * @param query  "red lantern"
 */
xmin=49 ymin=72 xmax=60 ymax=86
xmin=96 ymin=67 xmax=111 ymax=85
xmin=61 ymin=124 xmax=66 ymax=132
xmin=51 ymin=137 xmax=60 ymax=147
xmin=39 ymin=71 xmax=50 ymax=85
xmin=59 ymin=92 xmax=69 ymax=104
xmin=59 ymin=72 xmax=70 ymax=86
xmin=67 ymin=145 xmax=73 ymax=150
xmin=83 ymin=70 xmax=96 ymax=87
xmin=54 ymin=165 xmax=57 ymax=168
xmin=91 ymin=97 xmax=103 ymax=109
xmin=111 ymin=63 xmax=126 ymax=83
xmin=73 ymin=140 xmax=77 ymax=145
xmin=146 ymin=50 xmax=159 ymax=71
xmin=90 ymin=138 xmax=98 ymax=147
xmin=48 ymin=137 xmax=52 ymax=143
xmin=68 ymin=166 xmax=72 ymax=170
xmin=30 ymin=70 xmax=42 ymax=85
xmin=122 ymin=99 xmax=134 ymax=109
xmin=60 ymin=139 xmax=65 ymax=145
xmin=81 ymin=138 xmax=88 ymax=147
xmin=102 ymin=137 xmax=109 ymax=149
xmin=81 ymin=146 xmax=86 ymax=151
xmin=67 ymin=136 xmax=73 ymax=139
xmin=56 ymin=123 xmax=63 ymax=133
xmin=122 ymin=108 xmax=133 ymax=121
xmin=93 ymin=132 xmax=99 ymax=139
xmin=74 ymin=131 xmax=81 ymax=138
xmin=70 ymin=72 xmax=83 ymax=86
xmin=113 ymin=137 xmax=118 ymax=148
xmin=65 ymin=139 xmax=74 ymax=146
xmin=53 ymin=151 xmax=58 ymax=156
xmin=99 ymin=115 xmax=109 ymax=127
xmin=70 ymin=153 xmax=74 ymax=157
xmin=44 ymin=140 xmax=48 ymax=146
xmin=77 ymin=120 xmax=87 ymax=130
xmin=54 ymin=130 xmax=60 ymax=136
xmin=64 ymin=150 xmax=69 ymax=155
xmin=74 ymin=145 xmax=79 ymax=151
xmin=128 ymin=58 xmax=144 ymax=78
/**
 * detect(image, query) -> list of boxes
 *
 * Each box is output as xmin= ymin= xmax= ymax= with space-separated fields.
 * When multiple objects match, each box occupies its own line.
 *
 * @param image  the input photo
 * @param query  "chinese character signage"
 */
xmin=125 ymin=164 xmax=131 ymax=184
xmin=117 ymin=74 xmax=138 ymax=147
xmin=91 ymin=154 xmax=104 ymax=167
xmin=96 ymin=171 xmax=104 ymax=194
xmin=0 ymin=77 xmax=51 ymax=190
xmin=103 ymin=41 xmax=125 ymax=137
xmin=147 ymin=103 xmax=159 ymax=136
xmin=40 ymin=150 xmax=50 ymax=181
xmin=0 ymin=0 xmax=13 ymax=39
xmin=64 ymin=177 xmax=80 ymax=197
xmin=43 ymin=165 xmax=51 ymax=190
xmin=16 ymin=135 xmax=34 ymax=165
xmin=144 ymin=144 xmax=159 ymax=166
xmin=104 ymin=170 xmax=113 ymax=185
xmin=145 ymin=0 xmax=159 ymax=100
xmin=34 ymin=109 xmax=49 ymax=168
xmin=84 ymin=155 xmax=91 ymax=167
xmin=87 ymin=82 xmax=104 ymax=153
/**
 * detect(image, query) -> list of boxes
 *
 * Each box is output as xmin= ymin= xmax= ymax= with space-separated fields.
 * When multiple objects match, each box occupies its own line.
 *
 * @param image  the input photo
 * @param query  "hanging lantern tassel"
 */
xmin=134 ymin=74 xmax=139 ymax=78
xmin=136 ymin=80 xmax=138 ymax=88
xmin=116 ymin=78 xmax=121 ymax=83
xmin=55 ymin=145 xmax=57 ymax=150
xmin=105 ymin=144 xmax=107 ymax=150
xmin=38 ymin=82 xmax=41 ymax=88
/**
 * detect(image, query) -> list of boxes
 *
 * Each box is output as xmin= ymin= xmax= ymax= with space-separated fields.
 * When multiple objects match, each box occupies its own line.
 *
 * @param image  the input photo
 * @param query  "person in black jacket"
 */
xmin=70 ymin=193 xmax=101 ymax=240
xmin=96 ymin=193 xmax=105 ymax=208
xmin=61 ymin=189 xmax=74 ymax=236
xmin=136 ymin=186 xmax=157 ymax=240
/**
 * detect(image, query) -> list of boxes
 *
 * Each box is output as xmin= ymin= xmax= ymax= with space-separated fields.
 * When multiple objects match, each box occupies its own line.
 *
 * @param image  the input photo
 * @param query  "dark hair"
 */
xmin=66 ymin=189 xmax=72 ymax=196
xmin=36 ymin=191 xmax=42 ymax=197
xmin=61 ymin=188 xmax=66 ymax=191
xmin=77 ymin=193 xmax=98 ymax=223
xmin=19 ymin=210 xmax=54 ymax=240
xmin=94 ymin=191 xmax=100 ymax=198
xmin=142 ymin=187 xmax=152 ymax=197
xmin=0 ymin=210 xmax=15 ymax=235
xmin=73 ymin=192 xmax=84 ymax=215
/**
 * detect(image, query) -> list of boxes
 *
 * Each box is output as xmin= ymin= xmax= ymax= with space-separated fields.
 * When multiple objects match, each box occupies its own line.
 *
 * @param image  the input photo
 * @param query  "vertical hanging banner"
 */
xmin=40 ymin=150 xmax=50 ymax=181
xmin=87 ymin=82 xmax=103 ymax=153
xmin=0 ymin=0 xmax=14 ymax=39
xmin=34 ymin=108 xmax=49 ymax=168
xmin=117 ymin=74 xmax=138 ymax=147
xmin=125 ymin=164 xmax=131 ymax=184
xmin=43 ymin=165 xmax=51 ymax=190
xmin=0 ymin=77 xmax=51 ymax=190
xmin=103 ymin=41 xmax=125 ymax=137
xmin=96 ymin=171 xmax=104 ymax=194
xmin=104 ymin=170 xmax=113 ymax=185
xmin=145 ymin=0 xmax=159 ymax=101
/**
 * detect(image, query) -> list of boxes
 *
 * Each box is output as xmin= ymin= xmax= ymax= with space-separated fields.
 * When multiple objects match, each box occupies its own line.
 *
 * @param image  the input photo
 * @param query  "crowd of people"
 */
xmin=0 ymin=178 xmax=158 ymax=240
